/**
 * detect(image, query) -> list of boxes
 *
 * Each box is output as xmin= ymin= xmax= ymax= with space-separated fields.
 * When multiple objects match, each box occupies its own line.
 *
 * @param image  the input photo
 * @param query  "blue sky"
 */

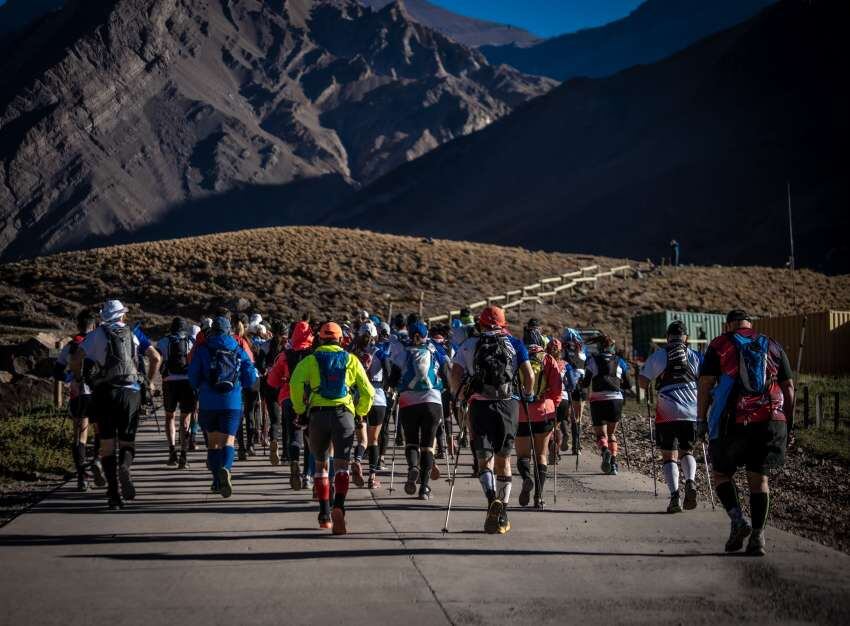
xmin=431 ymin=0 xmax=644 ymax=37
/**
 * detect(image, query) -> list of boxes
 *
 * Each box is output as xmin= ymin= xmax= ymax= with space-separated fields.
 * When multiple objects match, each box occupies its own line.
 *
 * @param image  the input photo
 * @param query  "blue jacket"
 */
xmin=188 ymin=334 xmax=258 ymax=411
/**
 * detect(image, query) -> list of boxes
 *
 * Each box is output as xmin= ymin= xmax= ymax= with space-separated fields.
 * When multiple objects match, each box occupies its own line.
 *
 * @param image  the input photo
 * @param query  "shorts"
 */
xmin=469 ymin=398 xmax=519 ymax=458
xmin=590 ymin=399 xmax=623 ymax=426
xmin=200 ymin=409 xmax=242 ymax=436
xmin=400 ymin=402 xmax=442 ymax=448
xmin=570 ymin=387 xmax=587 ymax=402
xmin=517 ymin=419 xmax=555 ymax=437
xmin=69 ymin=394 xmax=93 ymax=420
xmin=309 ymin=406 xmax=355 ymax=464
xmin=709 ymin=420 xmax=787 ymax=475
xmin=367 ymin=405 xmax=387 ymax=428
xmin=656 ymin=421 xmax=697 ymax=452
xmin=163 ymin=379 xmax=196 ymax=414
xmin=92 ymin=385 xmax=141 ymax=441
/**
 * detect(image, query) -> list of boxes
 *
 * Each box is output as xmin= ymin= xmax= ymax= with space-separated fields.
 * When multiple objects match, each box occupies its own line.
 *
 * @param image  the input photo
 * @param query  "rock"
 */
xmin=10 ymin=355 xmax=36 ymax=376
xmin=15 ymin=337 xmax=52 ymax=359
xmin=229 ymin=297 xmax=251 ymax=313
xmin=0 ymin=371 xmax=12 ymax=384
xmin=0 ymin=375 xmax=54 ymax=419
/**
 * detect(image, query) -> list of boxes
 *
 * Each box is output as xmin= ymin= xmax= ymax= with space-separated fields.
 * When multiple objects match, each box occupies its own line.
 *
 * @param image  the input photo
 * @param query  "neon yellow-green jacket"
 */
xmin=289 ymin=344 xmax=374 ymax=417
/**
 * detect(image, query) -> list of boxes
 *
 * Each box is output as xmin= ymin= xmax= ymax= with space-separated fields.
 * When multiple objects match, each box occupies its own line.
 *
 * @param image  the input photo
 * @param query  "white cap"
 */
xmin=100 ymin=300 xmax=128 ymax=323
xmin=358 ymin=321 xmax=378 ymax=338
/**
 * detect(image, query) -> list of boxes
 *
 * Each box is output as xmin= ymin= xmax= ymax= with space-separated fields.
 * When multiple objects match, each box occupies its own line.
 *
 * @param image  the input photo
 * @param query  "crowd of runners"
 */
xmin=54 ymin=300 xmax=794 ymax=556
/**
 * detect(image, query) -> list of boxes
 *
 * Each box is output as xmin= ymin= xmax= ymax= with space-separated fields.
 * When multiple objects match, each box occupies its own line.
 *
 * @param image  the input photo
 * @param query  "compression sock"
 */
xmin=367 ymin=444 xmax=380 ymax=473
xmin=681 ymin=453 xmax=697 ymax=482
xmin=716 ymin=481 xmax=744 ymax=523
xmin=405 ymin=445 xmax=420 ymax=471
xmin=750 ymin=492 xmax=770 ymax=531
xmin=596 ymin=435 xmax=608 ymax=451
xmin=315 ymin=471 xmax=331 ymax=516
xmin=354 ymin=444 xmax=365 ymax=464
xmin=663 ymin=461 xmax=679 ymax=496
xmin=333 ymin=470 xmax=350 ymax=510
xmin=420 ymin=451 xmax=434 ymax=488
xmin=517 ymin=457 xmax=532 ymax=481
xmin=479 ymin=468 xmax=496 ymax=502
xmin=223 ymin=445 xmax=236 ymax=471
xmin=609 ymin=439 xmax=619 ymax=457
xmin=536 ymin=464 xmax=547 ymax=496
xmin=207 ymin=448 xmax=220 ymax=479
xmin=73 ymin=442 xmax=85 ymax=473
xmin=496 ymin=475 xmax=512 ymax=505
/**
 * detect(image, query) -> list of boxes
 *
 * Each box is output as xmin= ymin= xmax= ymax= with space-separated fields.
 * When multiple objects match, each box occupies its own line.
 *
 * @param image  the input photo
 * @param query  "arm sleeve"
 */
xmin=352 ymin=357 xmax=375 ymax=417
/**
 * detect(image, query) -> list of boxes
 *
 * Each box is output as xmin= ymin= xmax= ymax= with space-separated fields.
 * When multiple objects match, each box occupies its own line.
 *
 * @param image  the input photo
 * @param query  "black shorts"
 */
xmin=92 ymin=385 xmax=141 ymax=441
xmin=400 ymin=402 xmax=442 ymax=448
xmin=709 ymin=421 xmax=787 ymax=475
xmin=69 ymin=395 xmax=93 ymax=420
xmin=590 ymin=399 xmax=623 ymax=426
xmin=517 ymin=419 xmax=555 ymax=437
xmin=367 ymin=405 xmax=387 ymax=428
xmin=163 ymin=379 xmax=196 ymax=414
xmin=469 ymin=398 xmax=519 ymax=458
xmin=656 ymin=421 xmax=697 ymax=452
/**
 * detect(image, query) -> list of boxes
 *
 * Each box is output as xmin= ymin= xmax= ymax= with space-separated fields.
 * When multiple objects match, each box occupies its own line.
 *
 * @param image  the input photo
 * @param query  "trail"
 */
xmin=1 ymin=419 xmax=849 ymax=625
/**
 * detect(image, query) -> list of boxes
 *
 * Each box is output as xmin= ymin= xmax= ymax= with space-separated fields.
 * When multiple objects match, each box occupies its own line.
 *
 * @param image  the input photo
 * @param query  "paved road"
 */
xmin=2 ymin=420 xmax=849 ymax=625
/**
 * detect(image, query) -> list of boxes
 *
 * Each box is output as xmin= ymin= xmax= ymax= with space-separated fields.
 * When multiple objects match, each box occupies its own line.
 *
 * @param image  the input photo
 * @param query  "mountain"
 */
xmin=0 ymin=0 xmax=64 ymax=39
xmin=0 ymin=0 xmax=553 ymax=260
xmin=330 ymin=0 xmax=849 ymax=273
xmin=359 ymin=0 xmax=538 ymax=47
xmin=480 ymin=0 xmax=775 ymax=80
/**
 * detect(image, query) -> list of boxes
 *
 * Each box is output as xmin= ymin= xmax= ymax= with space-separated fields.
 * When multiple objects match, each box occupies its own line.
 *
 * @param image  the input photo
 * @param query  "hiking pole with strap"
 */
xmin=551 ymin=436 xmax=557 ymax=504
xmin=147 ymin=393 xmax=162 ymax=434
xmin=570 ymin=401 xmax=580 ymax=473
xmin=387 ymin=398 xmax=400 ymax=494
xmin=521 ymin=399 xmax=540 ymax=509
xmin=442 ymin=417 xmax=468 ymax=534
xmin=621 ymin=413 xmax=631 ymax=470
xmin=646 ymin=396 xmax=657 ymax=497
xmin=701 ymin=441 xmax=716 ymax=511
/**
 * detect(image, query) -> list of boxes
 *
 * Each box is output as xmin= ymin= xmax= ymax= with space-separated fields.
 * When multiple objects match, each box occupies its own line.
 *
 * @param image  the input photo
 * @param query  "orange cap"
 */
xmin=319 ymin=322 xmax=343 ymax=341
xmin=479 ymin=306 xmax=506 ymax=329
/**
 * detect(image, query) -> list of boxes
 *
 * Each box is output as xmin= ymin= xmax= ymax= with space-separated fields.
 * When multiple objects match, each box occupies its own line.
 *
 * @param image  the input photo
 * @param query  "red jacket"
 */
xmin=266 ymin=352 xmax=291 ymax=403
xmin=290 ymin=321 xmax=314 ymax=352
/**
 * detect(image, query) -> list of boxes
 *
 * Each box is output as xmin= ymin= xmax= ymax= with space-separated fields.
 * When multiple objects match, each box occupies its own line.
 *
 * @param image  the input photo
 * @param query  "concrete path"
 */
xmin=2 ymin=420 xmax=849 ymax=626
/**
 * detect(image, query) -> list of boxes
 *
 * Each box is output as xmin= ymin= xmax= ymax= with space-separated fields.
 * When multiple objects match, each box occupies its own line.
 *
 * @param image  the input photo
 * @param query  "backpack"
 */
xmin=529 ymin=351 xmax=549 ymax=398
xmin=208 ymin=347 xmax=241 ymax=393
xmin=471 ymin=334 xmax=516 ymax=399
xmin=562 ymin=362 xmax=582 ymax=392
xmin=658 ymin=342 xmax=696 ymax=389
xmin=97 ymin=325 xmax=139 ymax=387
xmin=400 ymin=343 xmax=442 ymax=392
xmin=590 ymin=352 xmax=620 ymax=393
xmin=315 ymin=350 xmax=349 ymax=400
xmin=524 ymin=328 xmax=546 ymax=349
xmin=164 ymin=334 xmax=190 ymax=376
xmin=732 ymin=333 xmax=774 ymax=395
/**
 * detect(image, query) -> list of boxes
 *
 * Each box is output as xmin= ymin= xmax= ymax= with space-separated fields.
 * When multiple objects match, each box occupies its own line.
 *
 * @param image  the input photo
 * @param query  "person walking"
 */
xmin=289 ymin=322 xmax=374 ymax=535
xmin=259 ymin=320 xmax=289 ymax=466
xmin=351 ymin=322 xmax=390 ymax=489
xmin=188 ymin=316 xmax=258 ymax=497
xmin=561 ymin=328 xmax=587 ymax=455
xmin=157 ymin=317 xmax=196 ymax=469
xmin=450 ymin=306 xmax=534 ymax=534
xmin=639 ymin=321 xmax=703 ymax=513
xmin=697 ymin=310 xmax=794 ymax=556
xmin=670 ymin=239 xmax=680 ymax=267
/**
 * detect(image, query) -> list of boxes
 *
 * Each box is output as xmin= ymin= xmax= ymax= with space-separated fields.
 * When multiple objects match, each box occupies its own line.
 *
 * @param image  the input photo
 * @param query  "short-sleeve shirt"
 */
xmin=156 ymin=335 xmax=195 ymax=382
xmin=56 ymin=338 xmax=91 ymax=398
xmin=81 ymin=323 xmax=141 ymax=390
xmin=453 ymin=332 xmax=529 ymax=402
xmin=389 ymin=338 xmax=449 ymax=407
xmin=640 ymin=347 xmax=702 ymax=423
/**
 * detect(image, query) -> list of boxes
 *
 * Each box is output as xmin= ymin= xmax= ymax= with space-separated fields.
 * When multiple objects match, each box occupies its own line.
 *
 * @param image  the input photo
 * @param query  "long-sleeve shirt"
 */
xmin=289 ymin=344 xmax=374 ymax=417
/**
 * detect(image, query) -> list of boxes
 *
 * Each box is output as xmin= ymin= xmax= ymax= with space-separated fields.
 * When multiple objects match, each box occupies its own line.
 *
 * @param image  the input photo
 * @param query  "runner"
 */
xmin=698 ymin=309 xmax=795 ymax=556
xmin=450 ymin=306 xmax=534 ymax=534
xmin=72 ymin=300 xmax=150 ymax=510
xmin=233 ymin=313 xmax=260 ymax=460
xmin=289 ymin=322 xmax=373 ymax=534
xmin=260 ymin=320 xmax=289 ymax=466
xmin=389 ymin=320 xmax=450 ymax=500
xmin=639 ymin=321 xmax=702 ymax=513
xmin=582 ymin=335 xmax=631 ymax=475
xmin=156 ymin=317 xmax=195 ymax=469
xmin=562 ymin=328 xmax=587 ymax=454
xmin=516 ymin=337 xmax=563 ymax=509
xmin=54 ymin=309 xmax=103 ymax=491
xmin=187 ymin=315 xmax=258 ymax=497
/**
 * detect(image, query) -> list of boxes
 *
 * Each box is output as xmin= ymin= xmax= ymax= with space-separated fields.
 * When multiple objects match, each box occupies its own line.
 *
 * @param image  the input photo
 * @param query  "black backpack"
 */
xmin=590 ymin=352 xmax=620 ymax=393
xmin=471 ymin=334 xmax=516 ymax=399
xmin=98 ymin=325 xmax=139 ymax=387
xmin=164 ymin=334 xmax=190 ymax=376
xmin=658 ymin=342 xmax=696 ymax=389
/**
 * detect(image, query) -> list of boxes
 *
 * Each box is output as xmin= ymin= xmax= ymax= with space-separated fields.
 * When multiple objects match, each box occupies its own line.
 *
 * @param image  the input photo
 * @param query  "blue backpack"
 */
xmin=315 ymin=350 xmax=349 ymax=399
xmin=732 ymin=333 xmax=772 ymax=395
xmin=209 ymin=347 xmax=241 ymax=393
xmin=400 ymin=343 xmax=442 ymax=392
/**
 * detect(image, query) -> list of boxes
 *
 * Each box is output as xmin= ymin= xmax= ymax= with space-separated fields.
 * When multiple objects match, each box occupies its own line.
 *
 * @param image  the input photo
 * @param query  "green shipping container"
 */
xmin=631 ymin=311 xmax=727 ymax=359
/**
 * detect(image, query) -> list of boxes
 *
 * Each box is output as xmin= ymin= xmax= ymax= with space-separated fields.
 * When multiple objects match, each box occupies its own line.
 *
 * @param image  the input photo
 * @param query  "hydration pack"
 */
xmin=471 ymin=334 xmax=516 ymax=399
xmin=208 ymin=347 xmax=241 ymax=393
xmin=315 ymin=350 xmax=349 ymax=400
xmin=733 ymin=333 xmax=773 ymax=395
xmin=400 ymin=343 xmax=441 ymax=392
xmin=164 ymin=334 xmax=190 ymax=376
xmin=96 ymin=325 xmax=139 ymax=387
xmin=562 ymin=362 xmax=582 ymax=392
xmin=658 ymin=342 xmax=696 ymax=389
xmin=590 ymin=352 xmax=620 ymax=393
xmin=528 ymin=351 xmax=549 ymax=398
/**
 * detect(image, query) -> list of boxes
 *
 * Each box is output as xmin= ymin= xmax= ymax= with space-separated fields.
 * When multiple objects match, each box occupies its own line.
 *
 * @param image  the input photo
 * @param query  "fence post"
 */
xmin=53 ymin=340 xmax=63 ymax=409
xmin=815 ymin=393 xmax=822 ymax=428
xmin=803 ymin=385 xmax=809 ymax=428
xmin=835 ymin=391 xmax=841 ymax=433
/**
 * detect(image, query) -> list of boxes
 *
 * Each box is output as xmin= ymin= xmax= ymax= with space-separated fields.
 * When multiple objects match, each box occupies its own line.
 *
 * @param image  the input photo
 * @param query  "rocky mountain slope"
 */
xmin=332 ymin=0 xmax=848 ymax=273
xmin=360 ymin=0 xmax=538 ymax=47
xmin=0 ymin=0 xmax=553 ymax=261
xmin=480 ymin=0 xmax=774 ymax=80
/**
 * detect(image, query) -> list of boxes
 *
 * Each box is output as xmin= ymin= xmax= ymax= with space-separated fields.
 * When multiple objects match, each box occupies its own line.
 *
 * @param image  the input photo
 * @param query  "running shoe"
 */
xmin=560 ymin=433 xmax=570 ymax=452
xmin=237 ymin=448 xmax=248 ymax=462
xmin=368 ymin=473 xmax=381 ymax=490
xmin=484 ymin=499 xmax=504 ymax=534
xmin=118 ymin=464 xmax=136 ymax=500
xmin=351 ymin=461 xmax=365 ymax=488
xmin=518 ymin=477 xmax=534 ymax=507
xmin=459 ymin=433 xmax=469 ymax=448
xmin=667 ymin=494 xmax=682 ymax=513
xmin=683 ymin=479 xmax=698 ymax=510
xmin=435 ymin=450 xmax=447 ymax=460
xmin=418 ymin=486 xmax=432 ymax=501
xmin=395 ymin=432 xmax=404 ymax=446
xmin=246 ymin=446 xmax=257 ymax=457
xmin=331 ymin=507 xmax=347 ymax=535
xmin=107 ymin=496 xmax=124 ymax=511
xmin=430 ymin=465 xmax=441 ymax=481
xmin=404 ymin=468 xmax=419 ymax=495
xmin=725 ymin=519 xmax=752 ymax=552
xmin=289 ymin=462 xmax=302 ymax=490
xmin=167 ymin=449 xmax=178 ymax=467
xmin=318 ymin=513 xmax=332 ymax=530
xmin=210 ymin=481 xmax=220 ymax=494
xmin=601 ymin=448 xmax=612 ymax=474
xmin=610 ymin=458 xmax=619 ymax=476
xmin=745 ymin=530 xmax=766 ymax=557
xmin=76 ymin=474 xmax=89 ymax=492
xmin=90 ymin=459 xmax=106 ymax=488
xmin=534 ymin=496 xmax=545 ymax=511
xmin=178 ymin=452 xmax=189 ymax=470
xmin=218 ymin=468 xmax=233 ymax=499
xmin=269 ymin=440 xmax=280 ymax=466
xmin=303 ymin=474 xmax=313 ymax=490
xmin=377 ymin=458 xmax=387 ymax=471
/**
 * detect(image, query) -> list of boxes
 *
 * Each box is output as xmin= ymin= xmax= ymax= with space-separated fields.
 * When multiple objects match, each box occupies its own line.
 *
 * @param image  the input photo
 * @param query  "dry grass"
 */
xmin=0 ymin=226 xmax=848 ymax=341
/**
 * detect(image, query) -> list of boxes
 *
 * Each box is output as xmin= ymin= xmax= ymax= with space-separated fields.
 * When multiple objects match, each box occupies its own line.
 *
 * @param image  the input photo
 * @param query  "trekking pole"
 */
xmin=148 ymin=396 xmax=162 ymax=434
xmin=701 ymin=441 xmax=716 ymax=511
xmin=442 ymin=420 xmax=468 ymax=534
xmin=646 ymin=397 xmax=657 ymax=497
xmin=522 ymin=400 xmax=540 ymax=508
xmin=552 ymin=437 xmax=557 ymax=504
xmin=387 ymin=400 xmax=400 ymax=494
xmin=571 ymin=401 xmax=580 ymax=473
xmin=621 ymin=413 xmax=631 ymax=470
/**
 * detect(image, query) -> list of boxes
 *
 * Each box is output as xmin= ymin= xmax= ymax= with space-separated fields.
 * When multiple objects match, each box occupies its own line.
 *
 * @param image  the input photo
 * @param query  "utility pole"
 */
xmin=787 ymin=182 xmax=806 ymax=375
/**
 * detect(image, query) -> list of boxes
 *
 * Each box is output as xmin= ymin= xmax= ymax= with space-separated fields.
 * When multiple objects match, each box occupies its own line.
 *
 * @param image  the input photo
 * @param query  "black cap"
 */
xmin=271 ymin=319 xmax=288 ymax=335
xmin=667 ymin=320 xmax=687 ymax=336
xmin=527 ymin=318 xmax=541 ymax=328
xmin=726 ymin=309 xmax=751 ymax=323
xmin=170 ymin=317 xmax=188 ymax=334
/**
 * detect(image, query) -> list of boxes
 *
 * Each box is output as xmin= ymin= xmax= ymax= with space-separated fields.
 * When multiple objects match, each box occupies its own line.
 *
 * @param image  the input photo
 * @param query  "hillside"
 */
xmin=359 ymin=0 xmax=538 ymax=47
xmin=331 ymin=0 xmax=848 ymax=273
xmin=480 ymin=0 xmax=774 ymax=80
xmin=0 ymin=0 xmax=553 ymax=261
xmin=1 ymin=227 xmax=848 ymax=346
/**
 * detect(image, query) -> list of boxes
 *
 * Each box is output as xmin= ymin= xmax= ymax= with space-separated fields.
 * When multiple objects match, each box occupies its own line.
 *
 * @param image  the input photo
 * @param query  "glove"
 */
xmin=522 ymin=393 xmax=536 ymax=404
xmin=696 ymin=420 xmax=708 ymax=441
